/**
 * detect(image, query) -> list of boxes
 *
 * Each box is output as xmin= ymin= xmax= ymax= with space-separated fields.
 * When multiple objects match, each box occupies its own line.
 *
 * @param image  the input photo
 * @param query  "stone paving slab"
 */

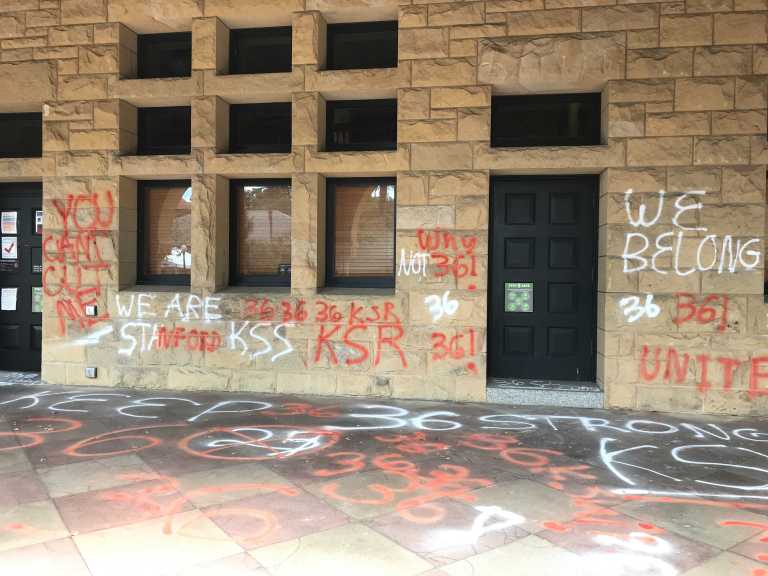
xmin=1 ymin=381 xmax=767 ymax=575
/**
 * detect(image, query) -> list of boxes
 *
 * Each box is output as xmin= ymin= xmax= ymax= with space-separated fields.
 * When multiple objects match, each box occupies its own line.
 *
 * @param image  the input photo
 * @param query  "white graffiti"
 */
xmin=622 ymin=189 xmax=761 ymax=275
xmin=115 ymin=293 xmax=222 ymax=322
xmin=397 ymin=249 xmax=429 ymax=278
xmin=585 ymin=532 xmax=678 ymax=576
xmin=424 ymin=290 xmax=459 ymax=323
xmin=619 ymin=294 xmax=661 ymax=323
xmin=326 ymin=404 xmax=462 ymax=431
xmin=228 ymin=321 xmax=295 ymax=362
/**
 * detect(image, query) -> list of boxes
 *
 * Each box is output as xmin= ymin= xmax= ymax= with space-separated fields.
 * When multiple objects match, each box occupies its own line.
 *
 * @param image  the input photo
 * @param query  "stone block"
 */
xmin=293 ymin=11 xmax=323 ymax=66
xmin=645 ymin=112 xmax=710 ymax=136
xmin=735 ymin=77 xmax=767 ymax=110
xmin=694 ymin=135 xmax=750 ymax=164
xmin=398 ymin=89 xmax=430 ymax=120
xmin=714 ymin=12 xmax=768 ymax=44
xmin=428 ymin=2 xmax=485 ymax=26
xmin=675 ymin=78 xmax=734 ymax=111
xmin=627 ymin=137 xmax=693 ymax=166
xmin=203 ymin=70 xmax=303 ymax=98
xmin=79 ymin=45 xmax=119 ymax=74
xmin=722 ymin=166 xmax=766 ymax=203
xmin=398 ymin=119 xmax=457 ymax=143
xmin=56 ymin=152 xmax=109 ymax=176
xmin=204 ymin=151 xmax=302 ymax=177
xmin=397 ymin=205 xmax=455 ymax=230
xmin=411 ymin=142 xmax=473 ymax=170
xmin=694 ymin=47 xmax=752 ymax=77
xmin=49 ymin=25 xmax=93 ymax=46
xmin=687 ymin=0 xmax=734 ymax=11
xmin=608 ymin=103 xmax=645 ymax=137
xmin=660 ymin=15 xmax=713 ymax=47
xmin=628 ymin=30 xmax=659 ymax=49
xmin=26 ymin=9 xmax=59 ymax=28
xmin=479 ymin=33 xmax=625 ymax=92
xmin=293 ymin=92 xmax=321 ymax=147
xmin=44 ymin=122 xmax=70 ymax=152
xmin=305 ymin=65 xmax=408 ymax=94
xmin=712 ymin=110 xmax=766 ymax=134
xmin=506 ymin=9 xmax=580 ymax=36
xmin=62 ymin=0 xmax=108 ymax=24
xmin=429 ymin=171 xmax=488 ymax=198
xmin=455 ymin=196 xmax=489 ymax=230
xmin=109 ymin=75 xmax=203 ymax=102
xmin=458 ymin=108 xmax=490 ymax=141
xmin=0 ymin=13 xmax=24 ymax=39
xmin=627 ymin=48 xmax=692 ymax=79
xmin=412 ymin=58 xmax=477 ymax=88
xmin=400 ymin=5 xmax=428 ymax=28
xmin=59 ymin=76 xmax=109 ymax=101
xmin=475 ymin=141 xmax=625 ymax=171
xmin=609 ymin=79 xmax=674 ymax=103
xmin=431 ymin=86 xmax=491 ymax=109
xmin=450 ymin=39 xmax=477 ymax=58
xmin=305 ymin=146 xmax=410 ymax=173
xmin=487 ymin=0 xmax=545 ymax=11
xmin=107 ymin=0 xmax=204 ymax=32
xmin=397 ymin=172 xmax=428 ymax=205
xmin=69 ymin=129 xmax=118 ymax=151
xmin=667 ymin=166 xmax=721 ymax=192
xmin=0 ymin=61 xmax=54 ymax=107
xmin=451 ymin=24 xmax=507 ymax=40
xmin=582 ymin=5 xmax=659 ymax=31
xmin=602 ymin=167 xmax=666 ymax=194
xmin=399 ymin=27 xmax=449 ymax=60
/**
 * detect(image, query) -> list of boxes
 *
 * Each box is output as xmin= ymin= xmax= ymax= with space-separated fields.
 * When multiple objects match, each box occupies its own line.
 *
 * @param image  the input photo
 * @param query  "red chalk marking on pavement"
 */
xmin=64 ymin=423 xmax=185 ymax=457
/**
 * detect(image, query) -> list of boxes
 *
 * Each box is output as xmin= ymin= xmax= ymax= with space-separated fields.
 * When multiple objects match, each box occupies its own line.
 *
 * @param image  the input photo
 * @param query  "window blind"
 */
xmin=236 ymin=183 xmax=292 ymax=277
xmin=142 ymin=183 xmax=192 ymax=277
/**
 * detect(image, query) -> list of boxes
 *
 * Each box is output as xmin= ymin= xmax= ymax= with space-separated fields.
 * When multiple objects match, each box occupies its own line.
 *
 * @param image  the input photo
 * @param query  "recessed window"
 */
xmin=326 ymin=99 xmax=397 ymax=152
xmin=230 ymin=27 xmax=292 ymax=74
xmin=229 ymin=103 xmax=291 ymax=154
xmin=230 ymin=180 xmax=291 ymax=286
xmin=326 ymin=21 xmax=397 ymax=70
xmin=137 ymin=107 xmax=191 ymax=156
xmin=326 ymin=178 xmax=395 ymax=288
xmin=138 ymin=181 xmax=192 ymax=285
xmin=137 ymin=32 xmax=192 ymax=79
xmin=0 ymin=113 xmax=41 ymax=158
xmin=491 ymin=93 xmax=602 ymax=148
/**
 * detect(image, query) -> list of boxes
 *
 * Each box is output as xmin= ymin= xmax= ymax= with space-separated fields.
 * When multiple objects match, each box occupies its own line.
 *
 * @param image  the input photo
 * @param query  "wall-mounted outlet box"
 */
xmin=85 ymin=367 xmax=97 ymax=379
xmin=84 ymin=304 xmax=97 ymax=317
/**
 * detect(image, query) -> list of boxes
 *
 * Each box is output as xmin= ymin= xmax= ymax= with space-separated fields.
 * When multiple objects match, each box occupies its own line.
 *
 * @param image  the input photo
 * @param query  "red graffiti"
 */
xmin=418 ymin=228 xmax=479 ymax=290
xmin=431 ymin=328 xmax=479 ymax=373
xmin=313 ymin=301 xmax=407 ymax=369
xmin=673 ymin=293 xmax=730 ymax=332
xmin=640 ymin=345 xmax=768 ymax=398
xmin=43 ymin=189 xmax=114 ymax=336
xmin=151 ymin=325 xmax=222 ymax=353
xmin=244 ymin=298 xmax=308 ymax=323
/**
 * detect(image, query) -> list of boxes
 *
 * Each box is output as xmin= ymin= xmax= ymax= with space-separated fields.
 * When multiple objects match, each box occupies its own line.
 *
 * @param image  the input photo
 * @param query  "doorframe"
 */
xmin=486 ymin=174 xmax=600 ymax=383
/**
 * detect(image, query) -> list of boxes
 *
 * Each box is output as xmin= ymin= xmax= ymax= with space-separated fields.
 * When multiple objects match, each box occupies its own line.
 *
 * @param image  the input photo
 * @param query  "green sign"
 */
xmin=505 ymin=282 xmax=533 ymax=313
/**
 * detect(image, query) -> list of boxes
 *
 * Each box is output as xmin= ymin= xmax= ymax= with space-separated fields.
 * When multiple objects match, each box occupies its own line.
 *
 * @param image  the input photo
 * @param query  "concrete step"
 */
xmin=486 ymin=378 xmax=604 ymax=408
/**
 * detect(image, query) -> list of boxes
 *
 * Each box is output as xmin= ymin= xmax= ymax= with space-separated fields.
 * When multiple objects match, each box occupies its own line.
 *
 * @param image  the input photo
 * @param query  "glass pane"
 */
xmin=327 ymin=21 xmax=397 ymax=70
xmin=137 ymin=33 xmax=192 ymax=79
xmin=230 ymin=103 xmax=291 ymax=153
xmin=237 ymin=182 xmax=292 ymax=277
xmin=326 ymin=100 xmax=397 ymax=152
xmin=143 ymin=183 xmax=192 ymax=277
xmin=0 ymin=113 xmax=42 ymax=158
xmin=334 ymin=181 xmax=395 ymax=278
xmin=491 ymin=93 xmax=601 ymax=148
xmin=230 ymin=27 xmax=291 ymax=74
xmin=138 ymin=107 xmax=191 ymax=155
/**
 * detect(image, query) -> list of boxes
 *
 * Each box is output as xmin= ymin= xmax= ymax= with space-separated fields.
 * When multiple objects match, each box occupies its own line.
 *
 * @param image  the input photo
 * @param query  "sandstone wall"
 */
xmin=0 ymin=0 xmax=765 ymax=414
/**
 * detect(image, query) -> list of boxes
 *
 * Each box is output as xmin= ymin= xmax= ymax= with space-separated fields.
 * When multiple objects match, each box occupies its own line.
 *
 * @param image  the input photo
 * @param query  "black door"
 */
xmin=489 ymin=176 xmax=597 ymax=381
xmin=0 ymin=184 xmax=42 ymax=371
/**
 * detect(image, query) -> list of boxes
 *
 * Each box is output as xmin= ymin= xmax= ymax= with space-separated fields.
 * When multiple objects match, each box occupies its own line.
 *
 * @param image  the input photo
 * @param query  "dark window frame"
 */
xmin=326 ymin=20 xmax=398 ymax=71
xmin=137 ymin=179 xmax=193 ymax=286
xmin=229 ymin=178 xmax=292 ymax=287
xmin=137 ymin=106 xmax=191 ymax=156
xmin=229 ymin=103 xmax=292 ymax=154
xmin=491 ymin=93 xmax=602 ymax=148
xmin=137 ymin=32 xmax=192 ymax=79
xmin=325 ymin=177 xmax=396 ymax=289
xmin=229 ymin=26 xmax=292 ymax=75
xmin=0 ymin=113 xmax=42 ymax=158
xmin=325 ymin=99 xmax=397 ymax=152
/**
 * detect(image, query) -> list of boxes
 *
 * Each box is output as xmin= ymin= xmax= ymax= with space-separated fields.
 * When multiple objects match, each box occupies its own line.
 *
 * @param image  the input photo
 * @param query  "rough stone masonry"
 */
xmin=0 ymin=0 xmax=766 ymax=415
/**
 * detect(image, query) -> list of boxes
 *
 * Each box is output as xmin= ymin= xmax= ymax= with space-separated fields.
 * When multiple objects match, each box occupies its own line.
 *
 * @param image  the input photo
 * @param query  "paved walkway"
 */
xmin=1 ymin=377 xmax=768 ymax=575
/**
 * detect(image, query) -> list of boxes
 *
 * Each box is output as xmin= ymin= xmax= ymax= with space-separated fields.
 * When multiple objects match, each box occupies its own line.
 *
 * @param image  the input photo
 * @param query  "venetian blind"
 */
xmin=237 ymin=183 xmax=292 ymax=277
xmin=143 ymin=183 xmax=192 ymax=277
xmin=333 ymin=181 xmax=395 ymax=278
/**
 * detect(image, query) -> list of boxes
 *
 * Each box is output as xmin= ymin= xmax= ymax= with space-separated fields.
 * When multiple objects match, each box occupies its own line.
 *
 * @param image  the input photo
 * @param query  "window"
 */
xmin=0 ymin=113 xmax=41 ymax=158
xmin=229 ymin=103 xmax=291 ymax=153
xmin=137 ymin=32 xmax=192 ymax=79
xmin=326 ymin=99 xmax=397 ymax=152
xmin=326 ymin=178 xmax=396 ymax=288
xmin=230 ymin=27 xmax=291 ymax=74
xmin=137 ymin=107 xmax=191 ymax=155
xmin=138 ymin=181 xmax=192 ymax=285
xmin=326 ymin=21 xmax=397 ymax=70
xmin=491 ymin=93 xmax=602 ymax=148
xmin=230 ymin=180 xmax=291 ymax=286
